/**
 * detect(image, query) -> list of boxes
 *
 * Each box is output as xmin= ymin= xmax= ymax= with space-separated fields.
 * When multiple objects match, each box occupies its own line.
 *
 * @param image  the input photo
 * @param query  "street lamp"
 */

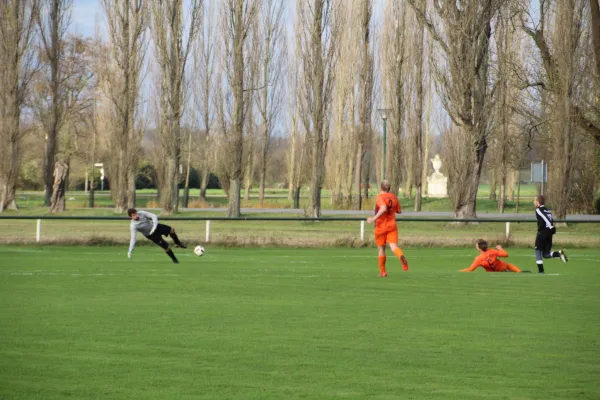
xmin=377 ymin=108 xmax=392 ymax=180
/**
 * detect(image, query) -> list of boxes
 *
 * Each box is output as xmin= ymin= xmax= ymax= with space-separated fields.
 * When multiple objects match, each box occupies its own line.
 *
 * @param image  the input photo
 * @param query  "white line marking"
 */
xmin=489 ymin=273 xmax=561 ymax=276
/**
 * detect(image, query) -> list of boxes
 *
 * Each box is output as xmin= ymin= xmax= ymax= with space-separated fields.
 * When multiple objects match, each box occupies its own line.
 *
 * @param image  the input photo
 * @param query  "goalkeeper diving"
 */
xmin=127 ymin=208 xmax=186 ymax=263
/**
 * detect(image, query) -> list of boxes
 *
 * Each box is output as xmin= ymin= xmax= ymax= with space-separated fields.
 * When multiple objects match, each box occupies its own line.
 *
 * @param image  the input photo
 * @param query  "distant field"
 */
xmin=12 ymin=184 xmax=541 ymax=213
xmin=1 ymin=246 xmax=598 ymax=399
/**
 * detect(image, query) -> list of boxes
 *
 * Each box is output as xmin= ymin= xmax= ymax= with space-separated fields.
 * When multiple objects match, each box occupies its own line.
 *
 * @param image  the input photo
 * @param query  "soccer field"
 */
xmin=1 ymin=246 xmax=599 ymax=400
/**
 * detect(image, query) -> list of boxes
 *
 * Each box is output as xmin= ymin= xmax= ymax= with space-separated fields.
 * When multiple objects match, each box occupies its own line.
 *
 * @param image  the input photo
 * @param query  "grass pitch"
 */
xmin=1 ymin=246 xmax=599 ymax=399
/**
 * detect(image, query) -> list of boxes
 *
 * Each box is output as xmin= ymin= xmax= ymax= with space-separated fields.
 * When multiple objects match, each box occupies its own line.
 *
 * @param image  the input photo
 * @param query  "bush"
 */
xmin=18 ymin=161 xmax=42 ymax=190
xmin=136 ymin=163 xmax=157 ymax=189
xmin=594 ymin=197 xmax=600 ymax=215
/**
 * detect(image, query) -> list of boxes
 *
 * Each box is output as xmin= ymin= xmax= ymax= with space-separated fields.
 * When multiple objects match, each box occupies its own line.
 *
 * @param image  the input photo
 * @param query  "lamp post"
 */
xmin=377 ymin=108 xmax=391 ymax=180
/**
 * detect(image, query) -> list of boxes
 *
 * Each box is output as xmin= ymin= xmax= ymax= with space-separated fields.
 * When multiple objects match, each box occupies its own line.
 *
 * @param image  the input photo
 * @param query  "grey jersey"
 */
xmin=129 ymin=210 xmax=158 ymax=252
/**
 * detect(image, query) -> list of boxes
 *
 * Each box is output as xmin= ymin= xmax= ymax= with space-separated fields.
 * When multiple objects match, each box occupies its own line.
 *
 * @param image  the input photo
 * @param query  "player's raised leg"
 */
xmin=388 ymin=232 xmax=408 ymax=272
xmin=169 ymin=227 xmax=186 ymax=248
xmin=147 ymin=233 xmax=179 ymax=264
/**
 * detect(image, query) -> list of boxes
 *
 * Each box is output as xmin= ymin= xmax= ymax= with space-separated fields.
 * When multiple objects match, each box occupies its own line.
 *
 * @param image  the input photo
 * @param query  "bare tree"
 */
xmin=102 ymin=0 xmax=147 ymax=212
xmin=41 ymin=35 xmax=95 ymax=212
xmin=409 ymin=0 xmax=502 ymax=218
xmin=572 ymin=0 xmax=600 ymax=144
xmin=217 ymin=0 xmax=259 ymax=217
xmin=410 ymin=0 xmax=426 ymax=211
xmin=520 ymin=0 xmax=588 ymax=218
xmin=286 ymin=32 xmax=307 ymax=208
xmin=490 ymin=3 xmax=526 ymax=213
xmin=380 ymin=0 xmax=408 ymax=196
xmin=256 ymin=0 xmax=285 ymax=206
xmin=0 ymin=0 xmax=39 ymax=212
xmin=243 ymin=54 xmax=257 ymax=202
xmin=353 ymin=0 xmax=375 ymax=210
xmin=328 ymin=3 xmax=354 ymax=208
xmin=193 ymin=1 xmax=216 ymax=201
xmin=298 ymin=0 xmax=341 ymax=217
xmin=151 ymin=0 xmax=201 ymax=214
xmin=35 ymin=0 xmax=72 ymax=206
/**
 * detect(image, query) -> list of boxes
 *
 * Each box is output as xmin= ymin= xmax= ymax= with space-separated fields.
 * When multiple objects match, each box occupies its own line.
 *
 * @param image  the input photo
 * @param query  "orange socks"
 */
xmin=507 ymin=264 xmax=522 ymax=273
xmin=378 ymin=255 xmax=387 ymax=276
xmin=393 ymin=248 xmax=409 ymax=271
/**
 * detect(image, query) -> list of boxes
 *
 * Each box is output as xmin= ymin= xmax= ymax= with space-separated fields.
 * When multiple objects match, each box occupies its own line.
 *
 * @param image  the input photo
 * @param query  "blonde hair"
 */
xmin=380 ymin=180 xmax=391 ymax=192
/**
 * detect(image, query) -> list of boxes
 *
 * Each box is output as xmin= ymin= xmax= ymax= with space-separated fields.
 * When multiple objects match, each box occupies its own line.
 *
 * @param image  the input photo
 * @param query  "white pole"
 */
xmin=205 ymin=220 xmax=210 ymax=243
xmin=505 ymin=221 xmax=510 ymax=241
xmin=360 ymin=220 xmax=365 ymax=241
xmin=36 ymin=219 xmax=41 ymax=243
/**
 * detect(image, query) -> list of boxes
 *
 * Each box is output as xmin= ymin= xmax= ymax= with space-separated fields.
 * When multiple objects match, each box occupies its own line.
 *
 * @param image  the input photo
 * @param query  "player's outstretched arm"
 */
xmin=128 ymin=225 xmax=136 ymax=259
xmin=459 ymin=262 xmax=479 ymax=272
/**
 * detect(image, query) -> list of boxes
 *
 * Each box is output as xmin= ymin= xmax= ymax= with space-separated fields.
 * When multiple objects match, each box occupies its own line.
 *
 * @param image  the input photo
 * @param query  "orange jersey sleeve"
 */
xmin=496 ymin=249 xmax=509 ymax=258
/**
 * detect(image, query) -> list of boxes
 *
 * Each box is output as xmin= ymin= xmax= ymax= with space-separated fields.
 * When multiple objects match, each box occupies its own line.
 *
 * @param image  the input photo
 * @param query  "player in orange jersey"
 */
xmin=459 ymin=239 xmax=529 ymax=273
xmin=366 ymin=180 xmax=409 ymax=277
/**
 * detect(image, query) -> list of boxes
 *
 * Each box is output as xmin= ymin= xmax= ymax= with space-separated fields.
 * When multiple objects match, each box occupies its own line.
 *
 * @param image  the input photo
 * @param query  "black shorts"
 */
xmin=535 ymin=232 xmax=553 ymax=254
xmin=145 ymin=223 xmax=172 ymax=249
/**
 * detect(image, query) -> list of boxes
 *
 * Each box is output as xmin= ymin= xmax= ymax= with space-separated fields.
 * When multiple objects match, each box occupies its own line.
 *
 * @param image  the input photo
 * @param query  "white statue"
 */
xmin=427 ymin=154 xmax=448 ymax=198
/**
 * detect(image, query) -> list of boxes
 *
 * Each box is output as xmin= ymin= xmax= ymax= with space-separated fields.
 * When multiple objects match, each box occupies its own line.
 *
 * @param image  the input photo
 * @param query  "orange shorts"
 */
xmin=374 ymin=229 xmax=398 ymax=247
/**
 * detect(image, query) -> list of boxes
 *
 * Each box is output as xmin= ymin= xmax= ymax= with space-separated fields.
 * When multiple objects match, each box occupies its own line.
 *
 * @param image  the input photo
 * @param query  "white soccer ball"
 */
xmin=194 ymin=245 xmax=205 ymax=256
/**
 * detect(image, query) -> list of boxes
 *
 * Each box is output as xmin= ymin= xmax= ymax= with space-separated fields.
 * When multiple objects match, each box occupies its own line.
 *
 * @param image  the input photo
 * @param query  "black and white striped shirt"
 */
xmin=535 ymin=205 xmax=554 ymax=234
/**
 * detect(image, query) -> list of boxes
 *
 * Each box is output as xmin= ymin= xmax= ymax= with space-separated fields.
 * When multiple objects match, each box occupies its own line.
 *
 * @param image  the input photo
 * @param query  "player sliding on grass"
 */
xmin=366 ymin=180 xmax=409 ymax=277
xmin=127 ymin=208 xmax=186 ymax=264
xmin=460 ymin=239 xmax=529 ymax=273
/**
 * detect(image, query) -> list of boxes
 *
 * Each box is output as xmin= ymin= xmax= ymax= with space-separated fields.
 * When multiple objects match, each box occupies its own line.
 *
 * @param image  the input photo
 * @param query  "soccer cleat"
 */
xmin=172 ymin=258 xmax=179 ymax=264
xmin=559 ymin=250 xmax=568 ymax=263
xmin=379 ymin=272 xmax=388 ymax=277
xmin=175 ymin=243 xmax=187 ymax=249
xmin=400 ymin=256 xmax=409 ymax=272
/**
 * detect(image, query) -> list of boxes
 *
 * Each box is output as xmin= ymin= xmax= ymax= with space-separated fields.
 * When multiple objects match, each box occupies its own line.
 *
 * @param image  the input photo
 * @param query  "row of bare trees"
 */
xmin=1 ymin=0 xmax=599 ymax=218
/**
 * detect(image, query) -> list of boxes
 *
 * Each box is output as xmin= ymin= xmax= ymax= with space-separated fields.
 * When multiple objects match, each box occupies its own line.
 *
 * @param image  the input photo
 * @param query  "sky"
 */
xmin=71 ymin=0 xmax=102 ymax=37
xmin=70 ymin=0 xmax=386 ymax=39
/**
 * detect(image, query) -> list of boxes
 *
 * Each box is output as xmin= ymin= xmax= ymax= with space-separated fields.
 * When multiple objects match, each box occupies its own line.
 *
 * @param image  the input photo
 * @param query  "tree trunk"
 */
xmin=292 ymin=186 xmax=300 ymax=209
xmin=363 ymin=149 xmax=371 ymax=200
xmin=43 ymin=120 xmax=59 ymax=207
xmin=454 ymin=128 xmax=487 ymax=219
xmin=50 ymin=161 xmax=69 ymax=213
xmin=498 ymin=171 xmax=506 ymax=213
xmin=228 ymin=178 xmax=241 ymax=217
xmin=489 ymin=167 xmax=497 ymax=200
xmin=243 ymin=146 xmax=253 ymax=202
xmin=353 ymin=142 xmax=364 ymax=210
xmin=113 ymin=146 xmax=128 ymax=213
xmin=199 ymin=169 xmax=210 ymax=201
xmin=127 ymin=166 xmax=136 ymax=209
xmin=309 ymin=134 xmax=324 ymax=217
xmin=0 ymin=126 xmax=20 ymax=212
xmin=161 ymin=157 xmax=178 ymax=215
xmin=259 ymin=170 xmax=266 ymax=206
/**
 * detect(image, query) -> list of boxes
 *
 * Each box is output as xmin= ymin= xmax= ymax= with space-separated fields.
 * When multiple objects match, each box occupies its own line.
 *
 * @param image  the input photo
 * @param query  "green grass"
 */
xmin=2 ymin=217 xmax=600 ymax=248
xmin=1 ymin=246 xmax=599 ymax=399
